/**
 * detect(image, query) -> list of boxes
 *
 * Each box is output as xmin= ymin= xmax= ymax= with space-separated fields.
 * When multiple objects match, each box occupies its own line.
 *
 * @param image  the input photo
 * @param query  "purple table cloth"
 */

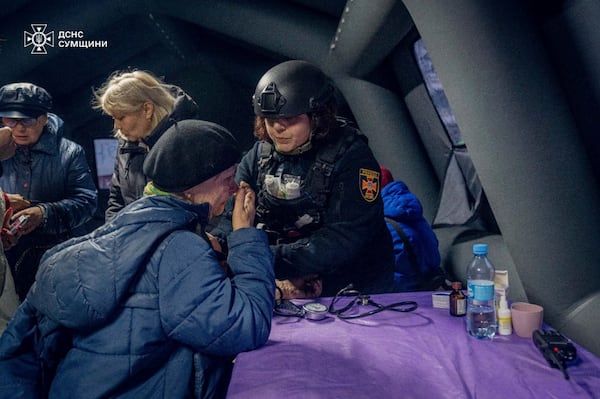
xmin=226 ymin=291 xmax=600 ymax=398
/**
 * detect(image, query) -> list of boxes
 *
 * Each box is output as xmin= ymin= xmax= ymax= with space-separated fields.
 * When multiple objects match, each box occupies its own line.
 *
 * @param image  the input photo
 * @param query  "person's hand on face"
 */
xmin=232 ymin=181 xmax=256 ymax=230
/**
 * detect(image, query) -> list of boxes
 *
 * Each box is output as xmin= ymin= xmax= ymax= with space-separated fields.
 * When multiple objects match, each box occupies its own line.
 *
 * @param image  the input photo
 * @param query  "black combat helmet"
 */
xmin=252 ymin=60 xmax=335 ymax=118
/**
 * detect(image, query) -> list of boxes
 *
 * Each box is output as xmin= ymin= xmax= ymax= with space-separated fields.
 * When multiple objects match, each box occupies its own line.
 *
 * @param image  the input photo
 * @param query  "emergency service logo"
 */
xmin=359 ymin=168 xmax=380 ymax=202
xmin=22 ymin=24 xmax=108 ymax=55
xmin=24 ymin=24 xmax=54 ymax=54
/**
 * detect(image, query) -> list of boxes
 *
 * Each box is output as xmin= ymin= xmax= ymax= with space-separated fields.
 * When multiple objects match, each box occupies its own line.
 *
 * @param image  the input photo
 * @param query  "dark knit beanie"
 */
xmin=143 ymin=119 xmax=241 ymax=192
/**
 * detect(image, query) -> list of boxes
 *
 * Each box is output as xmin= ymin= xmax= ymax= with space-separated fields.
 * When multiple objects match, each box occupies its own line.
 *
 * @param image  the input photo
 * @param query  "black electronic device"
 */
xmin=532 ymin=329 xmax=577 ymax=380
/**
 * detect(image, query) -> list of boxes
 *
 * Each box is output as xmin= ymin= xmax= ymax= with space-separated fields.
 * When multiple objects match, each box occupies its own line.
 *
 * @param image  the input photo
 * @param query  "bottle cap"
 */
xmin=500 ymin=294 xmax=509 ymax=310
xmin=451 ymin=281 xmax=462 ymax=290
xmin=473 ymin=243 xmax=488 ymax=255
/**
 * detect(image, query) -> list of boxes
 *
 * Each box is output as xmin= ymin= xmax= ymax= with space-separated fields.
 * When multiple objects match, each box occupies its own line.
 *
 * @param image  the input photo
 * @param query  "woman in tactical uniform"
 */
xmin=214 ymin=60 xmax=395 ymax=298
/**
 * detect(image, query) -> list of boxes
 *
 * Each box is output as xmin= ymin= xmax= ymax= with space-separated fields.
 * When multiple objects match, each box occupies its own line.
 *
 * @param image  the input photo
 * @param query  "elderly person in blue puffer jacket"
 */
xmin=380 ymin=166 xmax=442 ymax=292
xmin=0 ymin=120 xmax=275 ymax=399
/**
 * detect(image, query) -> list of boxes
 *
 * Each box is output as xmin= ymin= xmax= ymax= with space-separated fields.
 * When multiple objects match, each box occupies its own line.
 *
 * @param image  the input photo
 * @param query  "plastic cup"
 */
xmin=510 ymin=302 xmax=544 ymax=338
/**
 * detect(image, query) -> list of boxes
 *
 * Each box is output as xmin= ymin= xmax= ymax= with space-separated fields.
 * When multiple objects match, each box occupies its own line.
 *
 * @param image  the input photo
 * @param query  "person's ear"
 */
xmin=144 ymin=102 xmax=155 ymax=120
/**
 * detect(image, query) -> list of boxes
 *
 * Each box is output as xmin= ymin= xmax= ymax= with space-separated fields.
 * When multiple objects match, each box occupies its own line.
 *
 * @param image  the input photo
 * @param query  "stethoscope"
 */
xmin=274 ymin=284 xmax=418 ymax=320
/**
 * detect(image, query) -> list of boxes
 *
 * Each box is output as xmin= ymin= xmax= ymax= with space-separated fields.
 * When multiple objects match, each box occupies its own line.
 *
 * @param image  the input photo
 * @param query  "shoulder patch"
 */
xmin=359 ymin=168 xmax=380 ymax=202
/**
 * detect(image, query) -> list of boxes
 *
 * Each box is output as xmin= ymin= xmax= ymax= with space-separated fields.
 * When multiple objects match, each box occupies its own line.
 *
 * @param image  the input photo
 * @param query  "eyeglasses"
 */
xmin=1 ymin=117 xmax=39 ymax=128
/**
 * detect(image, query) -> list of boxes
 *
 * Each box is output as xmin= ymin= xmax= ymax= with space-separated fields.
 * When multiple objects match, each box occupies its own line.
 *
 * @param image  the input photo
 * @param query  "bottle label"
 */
xmin=455 ymin=298 xmax=466 ymax=315
xmin=498 ymin=315 xmax=512 ymax=335
xmin=467 ymin=280 xmax=494 ymax=301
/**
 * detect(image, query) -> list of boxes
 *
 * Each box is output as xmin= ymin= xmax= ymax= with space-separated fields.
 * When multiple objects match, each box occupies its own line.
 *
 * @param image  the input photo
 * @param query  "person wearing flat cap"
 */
xmin=0 ymin=119 xmax=275 ymax=399
xmin=0 ymin=82 xmax=97 ymax=302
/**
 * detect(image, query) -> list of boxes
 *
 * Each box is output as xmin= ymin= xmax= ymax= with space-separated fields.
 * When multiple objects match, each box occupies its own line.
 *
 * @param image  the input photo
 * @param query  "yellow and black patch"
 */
xmin=359 ymin=168 xmax=380 ymax=202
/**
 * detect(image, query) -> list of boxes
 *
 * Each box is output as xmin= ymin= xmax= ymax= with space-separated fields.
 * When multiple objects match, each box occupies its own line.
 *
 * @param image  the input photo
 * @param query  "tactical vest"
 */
xmin=255 ymin=119 xmax=364 ymax=243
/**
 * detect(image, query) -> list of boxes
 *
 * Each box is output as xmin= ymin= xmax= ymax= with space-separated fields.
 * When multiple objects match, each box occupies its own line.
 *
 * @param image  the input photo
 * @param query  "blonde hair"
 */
xmin=93 ymin=70 xmax=175 ymax=139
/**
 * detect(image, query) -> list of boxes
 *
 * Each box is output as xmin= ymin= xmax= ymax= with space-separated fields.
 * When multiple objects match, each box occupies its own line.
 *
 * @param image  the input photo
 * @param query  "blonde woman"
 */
xmin=94 ymin=70 xmax=201 ymax=221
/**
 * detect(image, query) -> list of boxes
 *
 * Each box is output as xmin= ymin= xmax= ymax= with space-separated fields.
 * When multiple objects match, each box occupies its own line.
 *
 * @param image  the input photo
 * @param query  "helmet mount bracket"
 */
xmin=258 ymin=82 xmax=286 ymax=114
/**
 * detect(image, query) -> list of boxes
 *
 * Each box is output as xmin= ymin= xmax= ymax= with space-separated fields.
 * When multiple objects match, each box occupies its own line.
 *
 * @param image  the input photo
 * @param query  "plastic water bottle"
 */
xmin=466 ymin=243 xmax=496 ymax=339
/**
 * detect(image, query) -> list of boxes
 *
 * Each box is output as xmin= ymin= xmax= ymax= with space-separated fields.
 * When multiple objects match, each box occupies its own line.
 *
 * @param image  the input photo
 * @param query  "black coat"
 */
xmin=105 ymin=86 xmax=201 ymax=221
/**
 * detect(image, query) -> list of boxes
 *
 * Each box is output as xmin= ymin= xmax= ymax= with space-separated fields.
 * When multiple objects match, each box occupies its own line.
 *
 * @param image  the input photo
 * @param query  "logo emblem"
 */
xmin=359 ymin=168 xmax=380 ymax=202
xmin=24 ymin=24 xmax=55 ymax=55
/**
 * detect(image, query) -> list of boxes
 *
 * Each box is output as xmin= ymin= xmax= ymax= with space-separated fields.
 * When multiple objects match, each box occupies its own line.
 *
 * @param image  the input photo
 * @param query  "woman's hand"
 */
xmin=5 ymin=194 xmax=30 ymax=212
xmin=276 ymin=275 xmax=323 ymax=299
xmin=206 ymin=232 xmax=222 ymax=253
xmin=10 ymin=206 xmax=44 ymax=236
xmin=232 ymin=181 xmax=256 ymax=230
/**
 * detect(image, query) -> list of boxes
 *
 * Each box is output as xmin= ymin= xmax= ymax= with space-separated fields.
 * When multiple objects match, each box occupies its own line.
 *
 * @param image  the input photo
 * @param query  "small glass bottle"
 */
xmin=449 ymin=281 xmax=466 ymax=317
xmin=497 ymin=294 xmax=512 ymax=335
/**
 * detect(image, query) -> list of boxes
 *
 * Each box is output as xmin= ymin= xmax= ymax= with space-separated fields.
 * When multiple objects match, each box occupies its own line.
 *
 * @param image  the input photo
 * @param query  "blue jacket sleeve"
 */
xmin=158 ymin=227 xmax=274 ymax=355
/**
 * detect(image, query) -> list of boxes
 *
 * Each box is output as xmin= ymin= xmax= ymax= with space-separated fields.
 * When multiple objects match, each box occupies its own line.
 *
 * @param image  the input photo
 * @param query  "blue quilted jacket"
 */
xmin=382 ymin=181 xmax=441 ymax=291
xmin=0 ymin=195 xmax=275 ymax=398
